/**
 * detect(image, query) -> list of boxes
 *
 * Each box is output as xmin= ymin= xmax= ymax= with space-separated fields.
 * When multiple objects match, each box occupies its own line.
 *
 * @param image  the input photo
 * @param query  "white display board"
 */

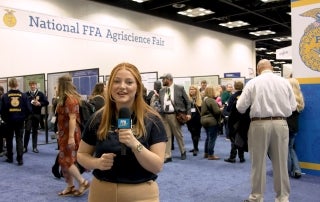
xmin=220 ymin=77 xmax=245 ymax=87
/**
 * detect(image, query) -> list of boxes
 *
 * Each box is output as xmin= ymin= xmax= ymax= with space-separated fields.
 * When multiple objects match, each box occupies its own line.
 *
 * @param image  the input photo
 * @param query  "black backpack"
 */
xmin=79 ymin=100 xmax=96 ymax=131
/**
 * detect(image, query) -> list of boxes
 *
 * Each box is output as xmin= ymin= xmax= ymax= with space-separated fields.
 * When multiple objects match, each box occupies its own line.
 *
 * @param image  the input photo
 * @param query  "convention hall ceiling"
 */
xmin=90 ymin=0 xmax=292 ymax=64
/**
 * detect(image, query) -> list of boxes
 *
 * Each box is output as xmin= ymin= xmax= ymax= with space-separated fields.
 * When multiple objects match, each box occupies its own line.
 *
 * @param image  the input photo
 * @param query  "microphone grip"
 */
xmin=121 ymin=143 xmax=126 ymax=155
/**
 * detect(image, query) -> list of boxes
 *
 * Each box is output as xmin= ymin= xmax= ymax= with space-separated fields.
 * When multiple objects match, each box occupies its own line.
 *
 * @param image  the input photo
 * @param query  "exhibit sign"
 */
xmin=0 ymin=6 xmax=173 ymax=49
xmin=276 ymin=46 xmax=292 ymax=60
xmin=224 ymin=72 xmax=241 ymax=78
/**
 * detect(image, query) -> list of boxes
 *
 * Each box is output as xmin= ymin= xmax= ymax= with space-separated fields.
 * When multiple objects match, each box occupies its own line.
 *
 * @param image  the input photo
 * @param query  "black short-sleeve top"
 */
xmin=81 ymin=111 xmax=167 ymax=184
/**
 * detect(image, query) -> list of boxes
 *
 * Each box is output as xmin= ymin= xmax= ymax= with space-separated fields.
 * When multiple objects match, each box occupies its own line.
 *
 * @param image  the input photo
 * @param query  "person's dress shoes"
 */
xmin=181 ymin=152 xmax=186 ymax=160
xmin=294 ymin=172 xmax=302 ymax=179
xmin=164 ymin=158 xmax=172 ymax=163
xmin=23 ymin=148 xmax=28 ymax=153
xmin=240 ymin=158 xmax=246 ymax=163
xmin=193 ymin=150 xmax=198 ymax=156
xmin=17 ymin=160 xmax=23 ymax=166
xmin=33 ymin=148 xmax=39 ymax=153
xmin=208 ymin=155 xmax=220 ymax=160
xmin=224 ymin=158 xmax=236 ymax=163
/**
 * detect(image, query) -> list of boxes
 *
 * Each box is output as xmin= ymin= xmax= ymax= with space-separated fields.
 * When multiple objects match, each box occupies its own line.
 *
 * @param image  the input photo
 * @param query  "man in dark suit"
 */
xmin=159 ymin=73 xmax=191 ymax=163
xmin=23 ymin=80 xmax=49 ymax=153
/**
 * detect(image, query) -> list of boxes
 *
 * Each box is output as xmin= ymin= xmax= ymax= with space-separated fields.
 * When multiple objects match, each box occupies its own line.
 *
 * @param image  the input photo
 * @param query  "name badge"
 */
xmin=191 ymin=108 xmax=196 ymax=112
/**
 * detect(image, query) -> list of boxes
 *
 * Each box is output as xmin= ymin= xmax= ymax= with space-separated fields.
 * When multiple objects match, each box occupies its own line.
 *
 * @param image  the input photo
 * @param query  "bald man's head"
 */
xmin=257 ymin=59 xmax=273 ymax=75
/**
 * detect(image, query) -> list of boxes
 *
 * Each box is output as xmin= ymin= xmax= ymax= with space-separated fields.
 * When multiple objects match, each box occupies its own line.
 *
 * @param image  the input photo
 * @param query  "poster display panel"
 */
xmin=173 ymin=75 xmax=219 ymax=91
xmin=193 ymin=75 xmax=219 ymax=87
xmin=3 ymin=74 xmax=45 ymax=93
xmin=173 ymin=77 xmax=192 ymax=91
xmin=141 ymin=72 xmax=158 ymax=94
xmin=219 ymin=77 xmax=245 ymax=87
xmin=47 ymin=68 xmax=99 ymax=103
xmin=23 ymin=74 xmax=46 ymax=92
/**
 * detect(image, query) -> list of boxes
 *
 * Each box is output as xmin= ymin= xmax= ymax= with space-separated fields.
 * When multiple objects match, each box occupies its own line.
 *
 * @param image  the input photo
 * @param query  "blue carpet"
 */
xmin=0 ymin=126 xmax=319 ymax=202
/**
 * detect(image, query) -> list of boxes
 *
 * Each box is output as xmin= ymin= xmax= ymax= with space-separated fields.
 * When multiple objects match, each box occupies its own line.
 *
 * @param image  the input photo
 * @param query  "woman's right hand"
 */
xmin=96 ymin=153 xmax=116 ymax=170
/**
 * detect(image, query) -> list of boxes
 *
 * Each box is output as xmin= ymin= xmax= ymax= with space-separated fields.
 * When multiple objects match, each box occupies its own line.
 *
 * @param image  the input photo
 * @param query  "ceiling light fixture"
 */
xmin=131 ymin=0 xmax=149 ymax=3
xmin=172 ymin=3 xmax=186 ymax=9
xmin=178 ymin=7 xmax=214 ymax=17
xmin=260 ymin=0 xmax=280 ymax=3
xmin=248 ymin=27 xmax=258 ymax=31
xmin=273 ymin=36 xmax=292 ymax=42
xmin=219 ymin=20 xmax=250 ymax=28
xmin=255 ymin=47 xmax=267 ymax=51
xmin=266 ymin=51 xmax=276 ymax=55
xmin=273 ymin=61 xmax=286 ymax=64
xmin=249 ymin=30 xmax=276 ymax=36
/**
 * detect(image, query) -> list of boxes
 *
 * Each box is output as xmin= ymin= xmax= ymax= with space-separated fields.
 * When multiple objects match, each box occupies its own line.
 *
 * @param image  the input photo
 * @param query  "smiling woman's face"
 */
xmin=111 ymin=69 xmax=137 ymax=108
xmin=189 ymin=87 xmax=197 ymax=96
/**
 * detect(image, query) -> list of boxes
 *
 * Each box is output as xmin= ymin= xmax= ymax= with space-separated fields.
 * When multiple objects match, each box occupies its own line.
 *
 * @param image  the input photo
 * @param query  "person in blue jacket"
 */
xmin=0 ymin=77 xmax=32 ymax=165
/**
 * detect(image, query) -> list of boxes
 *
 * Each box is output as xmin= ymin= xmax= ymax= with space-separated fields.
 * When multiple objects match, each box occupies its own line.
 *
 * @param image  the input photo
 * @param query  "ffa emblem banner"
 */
xmin=292 ymin=0 xmax=320 ymax=176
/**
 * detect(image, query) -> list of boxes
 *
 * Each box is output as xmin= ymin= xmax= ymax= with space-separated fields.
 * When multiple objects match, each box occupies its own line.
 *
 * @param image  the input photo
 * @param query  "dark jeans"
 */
xmin=24 ymin=114 xmax=41 ymax=149
xmin=288 ymin=131 xmax=301 ymax=175
xmin=204 ymin=125 xmax=218 ymax=155
xmin=6 ymin=121 xmax=24 ymax=160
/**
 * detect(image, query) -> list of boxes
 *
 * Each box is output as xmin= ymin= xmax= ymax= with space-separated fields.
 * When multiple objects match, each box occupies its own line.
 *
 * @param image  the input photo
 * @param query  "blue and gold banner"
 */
xmin=292 ymin=0 xmax=320 ymax=176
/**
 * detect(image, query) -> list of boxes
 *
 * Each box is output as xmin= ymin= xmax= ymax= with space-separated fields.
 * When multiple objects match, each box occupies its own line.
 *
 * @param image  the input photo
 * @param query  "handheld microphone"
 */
xmin=118 ymin=107 xmax=132 ymax=155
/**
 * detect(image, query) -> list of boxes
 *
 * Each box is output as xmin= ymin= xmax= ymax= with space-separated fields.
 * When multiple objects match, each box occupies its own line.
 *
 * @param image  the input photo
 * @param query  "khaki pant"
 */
xmin=248 ymin=120 xmax=290 ymax=202
xmin=88 ymin=177 xmax=159 ymax=202
xmin=162 ymin=113 xmax=186 ymax=159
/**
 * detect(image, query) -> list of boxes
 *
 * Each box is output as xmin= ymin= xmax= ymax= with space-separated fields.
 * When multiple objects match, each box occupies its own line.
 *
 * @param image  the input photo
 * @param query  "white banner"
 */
xmin=0 ymin=6 xmax=173 ymax=49
xmin=276 ymin=46 xmax=292 ymax=60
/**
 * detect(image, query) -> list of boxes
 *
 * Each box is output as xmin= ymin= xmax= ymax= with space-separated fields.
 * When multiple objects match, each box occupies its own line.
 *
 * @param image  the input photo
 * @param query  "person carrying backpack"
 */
xmin=147 ymin=80 xmax=162 ymax=106
xmin=88 ymin=82 xmax=106 ymax=112
xmin=149 ymin=80 xmax=162 ymax=112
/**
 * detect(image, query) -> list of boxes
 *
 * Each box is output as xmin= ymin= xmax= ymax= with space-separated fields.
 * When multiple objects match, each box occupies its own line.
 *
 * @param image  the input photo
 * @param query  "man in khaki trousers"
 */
xmin=237 ymin=59 xmax=297 ymax=202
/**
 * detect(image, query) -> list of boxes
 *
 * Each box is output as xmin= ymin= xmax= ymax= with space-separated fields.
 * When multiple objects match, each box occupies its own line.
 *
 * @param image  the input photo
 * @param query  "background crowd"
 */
xmin=0 ymin=59 xmax=305 ymax=202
